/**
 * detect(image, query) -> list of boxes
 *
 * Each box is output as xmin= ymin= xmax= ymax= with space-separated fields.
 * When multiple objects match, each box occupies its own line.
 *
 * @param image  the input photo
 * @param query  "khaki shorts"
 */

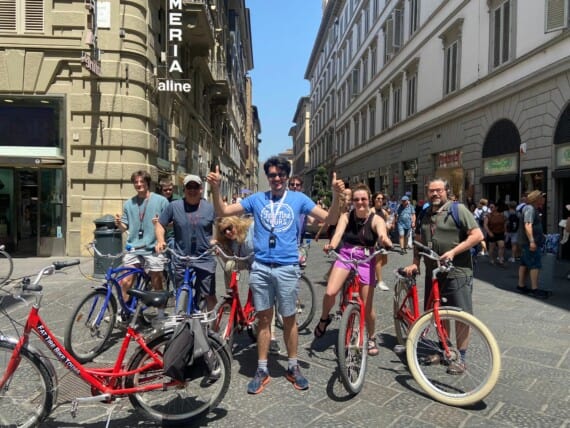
xmin=123 ymin=252 xmax=166 ymax=272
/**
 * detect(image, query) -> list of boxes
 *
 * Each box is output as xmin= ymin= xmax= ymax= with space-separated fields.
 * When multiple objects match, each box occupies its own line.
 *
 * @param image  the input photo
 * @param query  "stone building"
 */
xmin=300 ymin=0 xmax=570 ymax=235
xmin=0 ymin=0 xmax=260 ymax=256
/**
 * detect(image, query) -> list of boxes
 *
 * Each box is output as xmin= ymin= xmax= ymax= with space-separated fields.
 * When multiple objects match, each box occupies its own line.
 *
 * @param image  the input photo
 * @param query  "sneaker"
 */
xmin=528 ymin=289 xmax=549 ymax=299
xmin=447 ymin=360 xmax=466 ymax=375
xmin=247 ymin=369 xmax=270 ymax=394
xmin=515 ymin=286 xmax=529 ymax=294
xmin=508 ymin=257 xmax=515 ymax=262
xmin=269 ymin=339 xmax=281 ymax=355
xmin=286 ymin=365 xmax=309 ymax=390
xmin=377 ymin=281 xmax=389 ymax=291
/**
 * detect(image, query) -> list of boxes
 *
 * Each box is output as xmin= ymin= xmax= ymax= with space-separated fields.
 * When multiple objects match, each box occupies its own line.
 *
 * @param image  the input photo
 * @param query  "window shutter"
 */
xmin=0 ymin=0 xmax=17 ymax=31
xmin=393 ymin=8 xmax=403 ymax=48
xmin=25 ymin=0 xmax=44 ymax=32
xmin=385 ymin=18 xmax=394 ymax=55
xmin=545 ymin=0 xmax=567 ymax=32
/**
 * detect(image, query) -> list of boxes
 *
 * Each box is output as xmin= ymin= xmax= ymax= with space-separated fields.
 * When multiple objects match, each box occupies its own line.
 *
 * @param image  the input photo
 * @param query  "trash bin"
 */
xmin=93 ymin=215 xmax=123 ymax=278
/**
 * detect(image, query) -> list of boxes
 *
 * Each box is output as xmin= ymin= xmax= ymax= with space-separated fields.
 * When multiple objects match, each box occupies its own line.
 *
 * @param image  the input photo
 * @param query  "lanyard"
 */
xmin=269 ymin=191 xmax=287 ymax=230
xmin=138 ymin=195 xmax=150 ymax=223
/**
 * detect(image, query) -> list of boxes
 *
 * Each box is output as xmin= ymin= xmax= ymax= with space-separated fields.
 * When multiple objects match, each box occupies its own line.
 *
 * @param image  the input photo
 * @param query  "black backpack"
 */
xmin=506 ymin=212 xmax=519 ymax=233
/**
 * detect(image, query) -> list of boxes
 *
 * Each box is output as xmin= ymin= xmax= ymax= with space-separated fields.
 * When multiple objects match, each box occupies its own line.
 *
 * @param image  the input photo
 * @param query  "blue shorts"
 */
xmin=249 ymin=261 xmax=300 ymax=316
xmin=334 ymin=245 xmax=375 ymax=286
xmin=520 ymin=245 xmax=542 ymax=269
xmin=398 ymin=225 xmax=411 ymax=237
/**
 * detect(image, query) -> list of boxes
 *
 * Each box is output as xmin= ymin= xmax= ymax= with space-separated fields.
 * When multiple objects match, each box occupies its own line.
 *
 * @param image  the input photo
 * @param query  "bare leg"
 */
xmin=518 ymin=265 xmax=528 ymax=288
xmin=529 ymin=268 xmax=540 ymax=290
xmin=256 ymin=307 xmax=273 ymax=361
xmin=282 ymin=314 xmax=298 ymax=358
xmin=360 ymin=285 xmax=376 ymax=338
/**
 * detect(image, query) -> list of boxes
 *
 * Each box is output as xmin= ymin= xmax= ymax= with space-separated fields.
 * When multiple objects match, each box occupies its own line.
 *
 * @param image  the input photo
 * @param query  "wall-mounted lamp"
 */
xmin=119 ymin=28 xmax=126 ymax=38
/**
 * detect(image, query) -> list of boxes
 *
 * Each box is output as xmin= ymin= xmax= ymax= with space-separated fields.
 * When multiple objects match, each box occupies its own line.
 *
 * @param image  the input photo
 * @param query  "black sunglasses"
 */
xmin=267 ymin=173 xmax=287 ymax=179
xmin=289 ymin=182 xmax=302 ymax=188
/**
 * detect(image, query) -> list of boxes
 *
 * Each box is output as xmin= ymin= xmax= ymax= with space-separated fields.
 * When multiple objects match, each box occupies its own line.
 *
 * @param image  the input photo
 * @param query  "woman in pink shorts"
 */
xmin=314 ymin=183 xmax=392 ymax=356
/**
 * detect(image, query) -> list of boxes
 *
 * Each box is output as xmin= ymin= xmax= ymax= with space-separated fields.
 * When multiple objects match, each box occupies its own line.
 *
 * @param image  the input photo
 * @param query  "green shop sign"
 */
xmin=483 ymin=156 xmax=517 ymax=175
xmin=555 ymin=144 xmax=570 ymax=167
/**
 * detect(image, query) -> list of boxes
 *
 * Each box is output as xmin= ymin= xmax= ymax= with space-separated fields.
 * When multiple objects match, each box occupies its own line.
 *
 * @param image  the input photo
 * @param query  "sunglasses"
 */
xmin=162 ymin=188 xmax=173 ymax=192
xmin=223 ymin=225 xmax=234 ymax=234
xmin=289 ymin=182 xmax=302 ymax=188
xmin=185 ymin=184 xmax=200 ymax=190
xmin=267 ymin=173 xmax=287 ymax=179
xmin=352 ymin=197 xmax=369 ymax=202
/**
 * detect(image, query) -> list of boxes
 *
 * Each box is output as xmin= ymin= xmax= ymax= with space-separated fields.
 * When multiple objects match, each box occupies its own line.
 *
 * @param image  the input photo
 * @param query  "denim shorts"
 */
xmin=249 ymin=261 xmax=300 ymax=316
xmin=398 ymin=225 xmax=411 ymax=237
xmin=123 ymin=252 xmax=165 ymax=272
xmin=520 ymin=245 xmax=542 ymax=269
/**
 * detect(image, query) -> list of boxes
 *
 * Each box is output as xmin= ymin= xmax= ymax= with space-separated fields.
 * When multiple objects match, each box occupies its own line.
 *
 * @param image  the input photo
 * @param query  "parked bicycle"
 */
xmin=0 ymin=260 xmax=231 ymax=427
xmin=0 ymin=244 xmax=13 ymax=286
xmin=393 ymin=240 xmax=501 ymax=406
xmin=64 ymin=242 xmax=155 ymax=363
xmin=327 ymin=247 xmax=387 ymax=395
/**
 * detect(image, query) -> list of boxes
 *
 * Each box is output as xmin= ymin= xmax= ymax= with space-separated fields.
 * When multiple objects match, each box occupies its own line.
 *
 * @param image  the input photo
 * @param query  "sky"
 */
xmin=247 ymin=1 xmax=323 ymax=163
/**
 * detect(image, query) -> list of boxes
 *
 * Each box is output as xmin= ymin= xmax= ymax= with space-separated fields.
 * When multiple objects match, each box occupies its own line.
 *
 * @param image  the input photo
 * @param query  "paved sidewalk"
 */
xmin=1 ymin=244 xmax=569 ymax=427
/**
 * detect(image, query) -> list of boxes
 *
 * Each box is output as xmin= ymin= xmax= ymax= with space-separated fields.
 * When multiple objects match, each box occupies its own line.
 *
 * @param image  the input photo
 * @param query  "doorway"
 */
xmin=17 ymin=170 xmax=39 ymax=256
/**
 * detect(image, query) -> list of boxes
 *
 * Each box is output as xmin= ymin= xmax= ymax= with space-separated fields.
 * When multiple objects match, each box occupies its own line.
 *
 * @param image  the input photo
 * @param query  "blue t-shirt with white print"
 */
xmin=240 ymin=191 xmax=316 ymax=265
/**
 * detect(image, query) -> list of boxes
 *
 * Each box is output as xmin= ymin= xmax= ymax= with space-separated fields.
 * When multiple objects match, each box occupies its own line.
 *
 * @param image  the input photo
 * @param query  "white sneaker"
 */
xmin=508 ymin=257 xmax=515 ymax=262
xmin=377 ymin=281 xmax=389 ymax=291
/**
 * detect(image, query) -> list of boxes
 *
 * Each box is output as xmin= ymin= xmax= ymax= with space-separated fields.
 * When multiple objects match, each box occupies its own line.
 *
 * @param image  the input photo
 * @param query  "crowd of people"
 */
xmin=112 ymin=157 xmax=557 ymax=397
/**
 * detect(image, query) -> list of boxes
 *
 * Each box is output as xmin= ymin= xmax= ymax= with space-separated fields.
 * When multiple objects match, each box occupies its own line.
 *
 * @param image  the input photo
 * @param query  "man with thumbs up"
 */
xmin=207 ymin=156 xmax=345 ymax=394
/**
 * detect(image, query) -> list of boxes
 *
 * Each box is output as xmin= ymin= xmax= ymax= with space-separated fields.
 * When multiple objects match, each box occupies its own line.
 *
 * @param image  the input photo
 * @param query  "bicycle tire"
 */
xmin=0 ymin=340 xmax=54 ymax=427
xmin=0 ymin=250 xmax=13 ymax=286
xmin=275 ymin=273 xmax=316 ymax=332
xmin=126 ymin=330 xmax=231 ymax=426
xmin=213 ymin=300 xmax=235 ymax=347
xmin=64 ymin=288 xmax=117 ymax=363
xmin=337 ymin=303 xmax=368 ymax=395
xmin=393 ymin=278 xmax=413 ymax=346
xmin=406 ymin=308 xmax=501 ymax=406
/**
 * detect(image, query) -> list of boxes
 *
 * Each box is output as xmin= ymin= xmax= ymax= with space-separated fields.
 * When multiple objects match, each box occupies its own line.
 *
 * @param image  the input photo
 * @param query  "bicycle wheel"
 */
xmin=406 ymin=308 xmax=501 ymax=406
xmin=337 ymin=303 xmax=368 ymax=395
xmin=275 ymin=274 xmax=316 ymax=332
xmin=0 ymin=250 xmax=13 ymax=286
xmin=0 ymin=340 xmax=54 ymax=427
xmin=126 ymin=330 xmax=231 ymax=426
xmin=64 ymin=288 xmax=117 ymax=363
xmin=393 ymin=278 xmax=413 ymax=346
xmin=213 ymin=300 xmax=235 ymax=347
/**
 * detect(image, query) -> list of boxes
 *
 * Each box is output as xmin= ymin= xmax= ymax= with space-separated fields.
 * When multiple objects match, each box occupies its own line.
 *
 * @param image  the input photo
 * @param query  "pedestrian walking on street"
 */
xmin=207 ymin=156 xmax=345 ymax=395
xmin=372 ymin=192 xmax=390 ymax=291
xmin=395 ymin=195 xmax=415 ymax=253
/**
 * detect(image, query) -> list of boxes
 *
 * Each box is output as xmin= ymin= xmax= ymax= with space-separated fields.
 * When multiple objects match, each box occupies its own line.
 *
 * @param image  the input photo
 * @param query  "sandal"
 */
xmin=313 ymin=316 xmax=332 ymax=338
xmin=367 ymin=338 xmax=379 ymax=356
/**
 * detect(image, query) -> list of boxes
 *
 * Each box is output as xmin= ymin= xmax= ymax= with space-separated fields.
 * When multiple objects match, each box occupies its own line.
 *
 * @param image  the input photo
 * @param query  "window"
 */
xmin=384 ymin=5 xmax=404 ymax=63
xmin=369 ymin=102 xmax=376 ymax=137
xmin=381 ymin=92 xmax=390 ymax=130
xmin=393 ymin=85 xmax=402 ymax=124
xmin=0 ymin=0 xmax=44 ymax=33
xmin=361 ymin=109 xmax=367 ymax=142
xmin=157 ymin=117 xmax=170 ymax=162
xmin=370 ymin=43 xmax=378 ymax=76
xmin=490 ymin=0 xmax=515 ymax=69
xmin=406 ymin=72 xmax=417 ymax=116
xmin=354 ymin=114 xmax=360 ymax=146
xmin=409 ymin=0 xmax=420 ymax=35
xmin=352 ymin=66 xmax=360 ymax=98
xmin=384 ymin=18 xmax=394 ymax=63
xmin=362 ymin=55 xmax=369 ymax=87
xmin=444 ymin=40 xmax=460 ymax=95
xmin=545 ymin=0 xmax=569 ymax=32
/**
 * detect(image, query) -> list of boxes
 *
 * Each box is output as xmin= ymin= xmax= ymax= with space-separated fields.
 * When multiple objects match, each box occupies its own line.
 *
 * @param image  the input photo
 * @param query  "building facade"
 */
xmin=0 ymin=0 xmax=259 ymax=256
xmin=302 ymin=0 xmax=570 ymax=235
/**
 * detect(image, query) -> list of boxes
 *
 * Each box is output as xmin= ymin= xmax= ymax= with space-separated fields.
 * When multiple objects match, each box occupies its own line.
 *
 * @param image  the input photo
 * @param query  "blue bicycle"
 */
xmin=63 ymin=242 xmax=154 ymax=363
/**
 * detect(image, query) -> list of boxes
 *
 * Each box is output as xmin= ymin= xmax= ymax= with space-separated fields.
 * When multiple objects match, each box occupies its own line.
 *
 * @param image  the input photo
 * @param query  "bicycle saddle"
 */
xmin=127 ymin=289 xmax=170 ymax=307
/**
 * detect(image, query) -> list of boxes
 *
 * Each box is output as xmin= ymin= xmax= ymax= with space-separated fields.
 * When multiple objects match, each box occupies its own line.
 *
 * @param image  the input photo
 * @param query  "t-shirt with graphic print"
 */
xmin=240 ymin=191 xmax=316 ymax=265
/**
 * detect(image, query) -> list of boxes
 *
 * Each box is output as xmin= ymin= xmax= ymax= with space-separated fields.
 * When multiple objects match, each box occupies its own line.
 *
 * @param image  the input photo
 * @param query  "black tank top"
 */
xmin=343 ymin=210 xmax=378 ymax=247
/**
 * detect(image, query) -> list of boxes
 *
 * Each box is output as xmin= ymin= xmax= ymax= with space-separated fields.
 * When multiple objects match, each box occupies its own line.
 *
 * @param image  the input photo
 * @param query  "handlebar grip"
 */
xmin=53 ymin=259 xmax=81 ymax=270
xmin=23 ymin=282 xmax=42 ymax=292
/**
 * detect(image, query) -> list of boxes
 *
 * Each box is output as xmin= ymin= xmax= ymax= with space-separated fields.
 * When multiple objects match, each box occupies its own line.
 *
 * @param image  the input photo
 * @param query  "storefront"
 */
xmin=0 ymin=97 xmax=66 ymax=256
xmin=481 ymin=154 xmax=520 ymax=208
xmin=553 ymin=144 xmax=570 ymax=259
xmin=434 ymin=149 xmax=464 ymax=202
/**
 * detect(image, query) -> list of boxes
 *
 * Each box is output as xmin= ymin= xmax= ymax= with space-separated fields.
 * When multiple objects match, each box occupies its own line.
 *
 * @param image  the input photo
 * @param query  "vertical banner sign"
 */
xmin=159 ymin=0 xmax=192 ymax=92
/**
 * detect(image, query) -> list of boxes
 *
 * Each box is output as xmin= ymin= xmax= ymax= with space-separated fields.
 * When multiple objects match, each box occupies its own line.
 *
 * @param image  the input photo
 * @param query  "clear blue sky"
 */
xmin=247 ymin=1 xmax=322 ymax=163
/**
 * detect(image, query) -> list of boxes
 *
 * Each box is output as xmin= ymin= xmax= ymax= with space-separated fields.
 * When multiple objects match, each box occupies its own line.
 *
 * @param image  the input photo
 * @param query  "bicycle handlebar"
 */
xmin=212 ymin=245 xmax=253 ymax=262
xmin=2 ymin=259 xmax=81 ymax=295
xmin=327 ymin=248 xmax=388 ymax=267
xmin=165 ymin=246 xmax=216 ymax=262
xmin=413 ymin=240 xmax=454 ymax=271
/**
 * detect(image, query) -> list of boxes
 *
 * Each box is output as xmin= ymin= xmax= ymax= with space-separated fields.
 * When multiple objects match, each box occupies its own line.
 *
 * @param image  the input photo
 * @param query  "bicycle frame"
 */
xmin=222 ymin=269 xmax=256 ymax=336
xmin=176 ymin=265 xmax=199 ymax=314
xmin=339 ymin=270 xmax=367 ymax=347
xmin=0 ymin=300 xmax=180 ymax=398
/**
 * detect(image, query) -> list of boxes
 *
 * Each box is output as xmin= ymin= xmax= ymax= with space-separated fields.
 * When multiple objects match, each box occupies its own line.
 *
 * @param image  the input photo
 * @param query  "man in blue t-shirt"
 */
xmin=207 ymin=156 xmax=345 ymax=395
xmin=114 ymin=170 xmax=169 ymax=301
xmin=155 ymin=174 xmax=217 ymax=311
xmin=395 ymin=195 xmax=416 ymax=253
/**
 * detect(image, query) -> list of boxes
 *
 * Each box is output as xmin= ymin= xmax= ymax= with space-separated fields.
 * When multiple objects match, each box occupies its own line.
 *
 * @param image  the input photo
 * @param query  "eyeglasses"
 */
xmin=352 ymin=197 xmax=369 ymax=202
xmin=289 ymin=182 xmax=302 ymax=188
xmin=428 ymin=188 xmax=446 ymax=194
xmin=223 ymin=225 xmax=234 ymax=234
xmin=185 ymin=184 xmax=200 ymax=190
xmin=162 ymin=188 xmax=173 ymax=193
xmin=267 ymin=172 xmax=288 ymax=179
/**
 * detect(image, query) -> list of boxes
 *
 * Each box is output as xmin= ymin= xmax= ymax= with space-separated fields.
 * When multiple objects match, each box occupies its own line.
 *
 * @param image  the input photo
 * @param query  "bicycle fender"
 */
xmin=0 ymin=335 xmax=59 ymax=404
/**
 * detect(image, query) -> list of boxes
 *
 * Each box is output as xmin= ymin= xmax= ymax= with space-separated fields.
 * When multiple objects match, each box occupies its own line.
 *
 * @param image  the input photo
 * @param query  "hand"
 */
xmin=403 ymin=264 xmax=419 ymax=276
xmin=529 ymin=242 xmax=537 ymax=252
xmin=152 ymin=214 xmax=159 ymax=225
xmin=440 ymin=249 xmax=455 ymax=263
xmin=114 ymin=213 xmax=122 ymax=227
xmin=206 ymin=165 xmax=221 ymax=189
xmin=155 ymin=241 xmax=166 ymax=253
xmin=323 ymin=244 xmax=333 ymax=253
xmin=331 ymin=172 xmax=345 ymax=195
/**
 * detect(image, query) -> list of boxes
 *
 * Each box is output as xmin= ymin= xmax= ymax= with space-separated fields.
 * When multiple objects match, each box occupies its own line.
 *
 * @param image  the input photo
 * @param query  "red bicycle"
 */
xmin=0 ymin=260 xmax=231 ymax=427
xmin=393 ymin=240 xmax=501 ymax=406
xmin=327 ymin=248 xmax=386 ymax=395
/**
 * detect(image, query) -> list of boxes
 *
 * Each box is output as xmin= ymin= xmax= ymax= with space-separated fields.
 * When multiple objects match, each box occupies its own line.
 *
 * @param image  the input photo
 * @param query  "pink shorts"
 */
xmin=334 ymin=245 xmax=376 ymax=286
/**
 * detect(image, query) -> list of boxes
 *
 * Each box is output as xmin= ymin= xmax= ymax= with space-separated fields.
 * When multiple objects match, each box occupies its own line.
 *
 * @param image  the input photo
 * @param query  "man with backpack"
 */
xmin=505 ymin=201 xmax=520 ymax=262
xmin=404 ymin=177 xmax=483 ymax=375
